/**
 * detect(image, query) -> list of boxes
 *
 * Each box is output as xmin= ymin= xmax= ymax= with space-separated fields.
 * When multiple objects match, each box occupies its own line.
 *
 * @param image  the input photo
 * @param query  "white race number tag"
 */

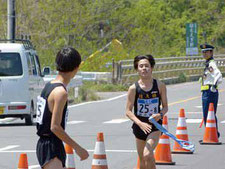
xmin=36 ymin=96 xmax=46 ymax=125
xmin=137 ymin=98 xmax=159 ymax=117
xmin=65 ymin=108 xmax=69 ymax=129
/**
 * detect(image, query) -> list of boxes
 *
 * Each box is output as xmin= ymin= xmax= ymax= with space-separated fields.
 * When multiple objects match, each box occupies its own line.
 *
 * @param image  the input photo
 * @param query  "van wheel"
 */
xmin=25 ymin=105 xmax=34 ymax=125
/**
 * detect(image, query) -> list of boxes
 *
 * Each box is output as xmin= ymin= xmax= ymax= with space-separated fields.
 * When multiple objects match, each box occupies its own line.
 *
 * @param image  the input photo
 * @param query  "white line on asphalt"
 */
xmin=0 ymin=118 xmax=17 ymax=123
xmin=0 ymin=149 xmax=137 ymax=153
xmin=170 ymin=112 xmax=202 ymax=115
xmin=0 ymin=150 xmax=35 ymax=153
xmin=221 ymin=120 xmax=225 ymax=123
xmin=0 ymin=145 xmax=20 ymax=151
xmin=105 ymin=149 xmax=137 ymax=153
xmin=186 ymin=112 xmax=202 ymax=114
xmin=67 ymin=121 xmax=86 ymax=124
xmin=195 ymin=103 xmax=223 ymax=109
xmin=68 ymin=94 xmax=127 ymax=108
xmin=29 ymin=165 xmax=40 ymax=169
xmin=103 ymin=119 xmax=130 ymax=124
xmin=186 ymin=119 xmax=202 ymax=123
xmin=195 ymin=106 xmax=202 ymax=108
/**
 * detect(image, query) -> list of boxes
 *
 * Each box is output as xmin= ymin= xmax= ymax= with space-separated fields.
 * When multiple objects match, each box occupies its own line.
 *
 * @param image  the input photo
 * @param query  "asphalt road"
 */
xmin=0 ymin=80 xmax=225 ymax=169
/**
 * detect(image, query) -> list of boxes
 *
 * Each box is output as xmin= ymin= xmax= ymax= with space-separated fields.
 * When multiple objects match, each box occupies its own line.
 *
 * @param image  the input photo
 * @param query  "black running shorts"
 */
xmin=132 ymin=120 xmax=162 ymax=141
xmin=36 ymin=136 xmax=66 ymax=168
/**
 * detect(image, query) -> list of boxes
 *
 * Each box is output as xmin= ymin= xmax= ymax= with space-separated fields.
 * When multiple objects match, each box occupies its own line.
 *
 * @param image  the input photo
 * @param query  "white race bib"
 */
xmin=137 ymin=98 xmax=159 ymax=117
xmin=65 ymin=108 xmax=69 ymax=129
xmin=36 ymin=96 xmax=46 ymax=125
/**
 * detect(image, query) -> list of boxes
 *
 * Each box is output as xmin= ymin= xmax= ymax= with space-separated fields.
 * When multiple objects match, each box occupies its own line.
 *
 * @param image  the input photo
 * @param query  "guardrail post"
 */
xmin=118 ymin=61 xmax=122 ymax=83
xmin=112 ymin=58 xmax=115 ymax=84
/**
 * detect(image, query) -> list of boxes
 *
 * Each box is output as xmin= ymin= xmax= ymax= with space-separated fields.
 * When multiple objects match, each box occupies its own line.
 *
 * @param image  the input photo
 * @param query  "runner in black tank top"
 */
xmin=35 ymin=47 xmax=89 ymax=169
xmin=126 ymin=55 xmax=168 ymax=169
xmin=36 ymin=82 xmax=68 ymax=168
xmin=132 ymin=79 xmax=162 ymax=140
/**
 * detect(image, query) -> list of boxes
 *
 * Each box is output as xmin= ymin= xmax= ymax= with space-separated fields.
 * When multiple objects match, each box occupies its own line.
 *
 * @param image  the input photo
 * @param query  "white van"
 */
xmin=0 ymin=40 xmax=45 ymax=125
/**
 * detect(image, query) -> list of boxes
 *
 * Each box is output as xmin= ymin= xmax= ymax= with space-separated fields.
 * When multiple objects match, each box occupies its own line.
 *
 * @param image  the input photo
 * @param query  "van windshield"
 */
xmin=0 ymin=53 xmax=23 ymax=76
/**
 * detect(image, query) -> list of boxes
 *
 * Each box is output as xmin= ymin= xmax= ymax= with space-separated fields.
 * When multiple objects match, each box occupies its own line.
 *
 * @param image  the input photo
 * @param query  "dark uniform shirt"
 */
xmin=36 ymin=82 xmax=68 ymax=137
xmin=132 ymin=79 xmax=162 ymax=140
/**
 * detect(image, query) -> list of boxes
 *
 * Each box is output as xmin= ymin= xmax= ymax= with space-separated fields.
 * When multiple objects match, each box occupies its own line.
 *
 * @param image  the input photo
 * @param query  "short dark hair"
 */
xmin=56 ymin=47 xmax=81 ymax=72
xmin=133 ymin=54 xmax=155 ymax=70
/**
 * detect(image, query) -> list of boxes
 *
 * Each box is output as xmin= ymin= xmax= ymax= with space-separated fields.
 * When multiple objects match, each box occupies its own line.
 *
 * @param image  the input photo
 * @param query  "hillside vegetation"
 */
xmin=0 ymin=0 xmax=224 ymax=71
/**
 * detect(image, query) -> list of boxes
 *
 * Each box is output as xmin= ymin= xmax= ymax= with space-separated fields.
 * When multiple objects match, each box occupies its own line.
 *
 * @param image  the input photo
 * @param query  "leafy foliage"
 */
xmin=0 ymin=0 xmax=224 ymax=71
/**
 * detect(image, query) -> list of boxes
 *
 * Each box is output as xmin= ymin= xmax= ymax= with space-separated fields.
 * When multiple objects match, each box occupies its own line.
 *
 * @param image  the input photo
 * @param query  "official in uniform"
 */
xmin=200 ymin=43 xmax=222 ymax=138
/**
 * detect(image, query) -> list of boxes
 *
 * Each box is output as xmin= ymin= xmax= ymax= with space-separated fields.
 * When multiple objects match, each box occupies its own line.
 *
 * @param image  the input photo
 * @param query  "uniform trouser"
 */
xmin=202 ymin=89 xmax=219 ymax=136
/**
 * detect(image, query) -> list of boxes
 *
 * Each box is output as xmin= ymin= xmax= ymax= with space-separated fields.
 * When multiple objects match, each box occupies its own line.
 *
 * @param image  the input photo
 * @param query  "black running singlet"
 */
xmin=134 ymin=79 xmax=162 ymax=124
xmin=36 ymin=82 xmax=68 ymax=137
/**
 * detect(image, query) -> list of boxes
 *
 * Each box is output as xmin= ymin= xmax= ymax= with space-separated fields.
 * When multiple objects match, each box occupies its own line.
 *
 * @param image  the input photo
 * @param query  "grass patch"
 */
xmin=85 ymin=81 xmax=128 ymax=92
xmin=178 ymin=72 xmax=187 ymax=83
xmin=68 ymin=81 xmax=128 ymax=104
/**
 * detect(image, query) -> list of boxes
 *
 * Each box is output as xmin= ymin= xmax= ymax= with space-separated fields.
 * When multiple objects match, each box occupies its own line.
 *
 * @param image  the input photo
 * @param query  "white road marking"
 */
xmin=221 ymin=120 xmax=225 ymax=124
xmin=67 ymin=121 xmax=86 ymax=124
xmin=186 ymin=119 xmax=202 ymax=123
xmin=196 ymin=103 xmax=223 ymax=109
xmin=105 ymin=149 xmax=137 ymax=153
xmin=68 ymin=94 xmax=127 ymax=108
xmin=0 ymin=149 xmax=136 ymax=153
xmin=170 ymin=112 xmax=202 ymax=114
xmin=0 ymin=145 xmax=20 ymax=151
xmin=195 ymin=106 xmax=202 ymax=108
xmin=0 ymin=118 xmax=17 ymax=123
xmin=103 ymin=119 xmax=130 ymax=124
xmin=0 ymin=150 xmax=35 ymax=153
xmin=29 ymin=165 xmax=40 ymax=169
xmin=186 ymin=112 xmax=202 ymax=114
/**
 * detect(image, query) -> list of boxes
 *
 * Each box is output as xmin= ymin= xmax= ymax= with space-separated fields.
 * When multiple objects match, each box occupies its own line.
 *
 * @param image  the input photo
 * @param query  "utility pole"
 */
xmin=7 ymin=0 xmax=16 ymax=41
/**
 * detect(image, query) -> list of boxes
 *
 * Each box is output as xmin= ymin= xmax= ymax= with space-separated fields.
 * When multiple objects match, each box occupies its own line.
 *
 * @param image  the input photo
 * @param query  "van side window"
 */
xmin=26 ymin=53 xmax=33 ymax=75
xmin=30 ymin=54 xmax=37 ymax=75
xmin=35 ymin=55 xmax=42 ymax=76
xmin=0 ymin=53 xmax=23 ymax=76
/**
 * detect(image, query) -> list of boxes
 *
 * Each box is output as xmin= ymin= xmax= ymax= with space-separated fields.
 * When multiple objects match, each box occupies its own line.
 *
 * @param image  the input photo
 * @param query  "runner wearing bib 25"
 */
xmin=126 ymin=55 xmax=168 ymax=169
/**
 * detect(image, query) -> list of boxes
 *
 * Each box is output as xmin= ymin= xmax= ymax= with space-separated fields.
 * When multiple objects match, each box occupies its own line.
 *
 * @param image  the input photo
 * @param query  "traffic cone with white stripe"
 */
xmin=18 ymin=153 xmax=28 ymax=169
xmin=172 ymin=108 xmax=193 ymax=154
xmin=91 ymin=132 xmax=108 ymax=169
xmin=154 ymin=115 xmax=175 ymax=165
xmin=199 ymin=103 xmax=221 ymax=145
xmin=65 ymin=143 xmax=76 ymax=169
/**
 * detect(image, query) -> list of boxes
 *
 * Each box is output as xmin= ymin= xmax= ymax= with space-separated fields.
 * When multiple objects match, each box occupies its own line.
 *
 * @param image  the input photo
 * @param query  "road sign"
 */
xmin=186 ymin=23 xmax=198 ymax=56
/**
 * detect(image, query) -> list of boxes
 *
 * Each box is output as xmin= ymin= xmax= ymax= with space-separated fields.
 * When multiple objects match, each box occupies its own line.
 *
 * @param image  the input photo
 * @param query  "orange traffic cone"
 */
xmin=133 ymin=157 xmax=140 ymax=169
xmin=172 ymin=108 xmax=193 ymax=154
xmin=155 ymin=115 xmax=175 ymax=165
xmin=18 ymin=153 xmax=28 ymax=169
xmin=199 ymin=103 xmax=221 ymax=145
xmin=91 ymin=132 xmax=108 ymax=169
xmin=65 ymin=143 xmax=76 ymax=169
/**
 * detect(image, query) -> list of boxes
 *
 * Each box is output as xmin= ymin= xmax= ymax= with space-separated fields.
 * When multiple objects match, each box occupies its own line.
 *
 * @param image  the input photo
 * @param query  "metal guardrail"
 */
xmin=43 ymin=75 xmax=83 ymax=101
xmin=43 ymin=75 xmax=83 ymax=88
xmin=77 ymin=71 xmax=112 ymax=82
xmin=43 ymin=55 xmax=225 ymax=85
xmin=118 ymin=54 xmax=225 ymax=65
xmin=113 ymin=55 xmax=225 ymax=84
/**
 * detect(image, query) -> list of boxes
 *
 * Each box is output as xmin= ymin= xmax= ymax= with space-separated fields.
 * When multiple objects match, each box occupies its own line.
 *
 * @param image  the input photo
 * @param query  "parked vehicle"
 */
xmin=0 ymin=39 xmax=45 ymax=125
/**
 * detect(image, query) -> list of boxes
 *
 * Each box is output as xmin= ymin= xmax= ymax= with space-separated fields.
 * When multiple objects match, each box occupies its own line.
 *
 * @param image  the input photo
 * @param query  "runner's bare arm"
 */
xmin=126 ymin=84 xmax=152 ymax=134
xmin=158 ymin=80 xmax=168 ymax=116
xmin=50 ymin=87 xmax=89 ymax=161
